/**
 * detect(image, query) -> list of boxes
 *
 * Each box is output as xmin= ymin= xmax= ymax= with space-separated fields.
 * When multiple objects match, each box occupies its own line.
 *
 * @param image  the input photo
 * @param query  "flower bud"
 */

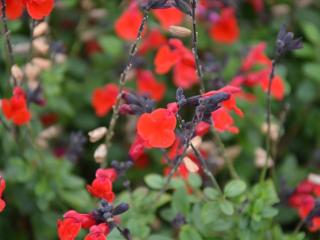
xmin=183 ymin=157 xmax=199 ymax=173
xmin=33 ymin=37 xmax=50 ymax=55
xmin=32 ymin=58 xmax=52 ymax=70
xmin=112 ymin=203 xmax=129 ymax=216
xmin=168 ymin=25 xmax=192 ymax=38
xmin=11 ymin=65 xmax=24 ymax=83
xmin=255 ymin=148 xmax=274 ymax=168
xmin=308 ymin=173 xmax=320 ymax=185
xmin=88 ymin=127 xmax=107 ymax=143
xmin=33 ymin=22 xmax=49 ymax=37
xmin=94 ymin=144 xmax=107 ymax=163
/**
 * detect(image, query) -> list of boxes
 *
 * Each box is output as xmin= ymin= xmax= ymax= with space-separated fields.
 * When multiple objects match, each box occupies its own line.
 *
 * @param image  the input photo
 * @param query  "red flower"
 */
xmin=57 ymin=217 xmax=82 ymax=240
xmin=261 ymin=74 xmax=285 ymax=101
xmin=241 ymin=43 xmax=271 ymax=72
xmin=129 ymin=135 xmax=146 ymax=161
xmin=115 ymin=5 xmax=143 ymax=41
xmin=210 ymin=8 xmax=239 ymax=44
xmin=139 ymin=29 xmax=167 ymax=55
xmin=310 ymin=217 xmax=320 ymax=232
xmin=154 ymin=39 xmax=198 ymax=89
xmin=153 ymin=8 xmax=184 ymax=29
xmin=195 ymin=121 xmax=211 ymax=136
xmin=0 ymin=177 xmax=6 ymax=213
xmin=85 ymin=223 xmax=110 ymax=240
xmin=92 ymin=84 xmax=118 ymax=117
xmin=137 ymin=108 xmax=176 ymax=148
xmin=85 ymin=40 xmax=103 ymax=56
xmin=1 ymin=0 xmax=54 ymax=20
xmin=86 ymin=168 xmax=117 ymax=202
xmin=1 ymin=87 xmax=31 ymax=126
xmin=203 ymin=86 xmax=243 ymax=134
xmin=247 ymin=0 xmax=264 ymax=13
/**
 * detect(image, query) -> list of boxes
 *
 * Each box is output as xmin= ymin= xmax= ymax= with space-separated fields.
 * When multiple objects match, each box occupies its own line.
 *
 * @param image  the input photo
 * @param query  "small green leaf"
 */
xmin=219 ymin=199 xmax=234 ymax=216
xmin=261 ymin=207 xmax=279 ymax=218
xmin=224 ymin=179 xmax=247 ymax=198
xmin=204 ymin=187 xmax=220 ymax=200
xmin=145 ymin=174 xmax=165 ymax=189
xmin=179 ymin=225 xmax=203 ymax=240
xmin=188 ymin=173 xmax=202 ymax=189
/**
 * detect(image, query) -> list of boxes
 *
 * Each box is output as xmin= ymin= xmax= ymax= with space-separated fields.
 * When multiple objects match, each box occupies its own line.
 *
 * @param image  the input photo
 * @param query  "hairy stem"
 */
xmin=0 ymin=0 xmax=17 ymax=87
xmin=191 ymin=0 xmax=205 ymax=94
xmin=102 ymin=10 xmax=149 ymax=168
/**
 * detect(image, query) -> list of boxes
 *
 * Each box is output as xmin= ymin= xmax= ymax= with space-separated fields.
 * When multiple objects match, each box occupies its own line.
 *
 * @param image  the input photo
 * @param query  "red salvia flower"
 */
xmin=57 ymin=217 xmax=82 ymax=240
xmin=1 ymin=0 xmax=54 ymax=20
xmin=136 ymin=69 xmax=166 ymax=101
xmin=84 ymin=223 xmax=110 ymax=240
xmin=210 ymin=8 xmax=239 ymax=44
xmin=1 ymin=87 xmax=31 ymax=126
xmin=115 ymin=5 xmax=143 ymax=41
xmin=92 ymin=84 xmax=118 ymax=117
xmin=137 ymin=108 xmax=177 ymax=148
xmin=0 ymin=176 xmax=6 ymax=213
xmin=153 ymin=8 xmax=184 ymax=29
xmin=155 ymin=39 xmax=198 ymax=89
xmin=247 ymin=0 xmax=264 ymax=13
xmin=129 ymin=135 xmax=146 ymax=161
xmin=86 ymin=168 xmax=117 ymax=202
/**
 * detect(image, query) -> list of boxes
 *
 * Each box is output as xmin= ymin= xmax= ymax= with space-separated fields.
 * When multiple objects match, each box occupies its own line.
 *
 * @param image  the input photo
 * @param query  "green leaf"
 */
xmin=219 ymin=199 xmax=234 ymax=216
xmin=224 ymin=179 xmax=247 ymax=198
xmin=145 ymin=174 xmax=165 ymax=190
xmin=149 ymin=235 xmax=172 ymax=240
xmin=301 ymin=22 xmax=320 ymax=45
xmin=188 ymin=173 xmax=202 ymax=189
xmin=303 ymin=63 xmax=320 ymax=82
xmin=261 ymin=207 xmax=279 ymax=219
xmin=172 ymin=188 xmax=190 ymax=215
xmin=179 ymin=225 xmax=203 ymax=240
xmin=201 ymin=202 xmax=220 ymax=224
xmin=204 ymin=187 xmax=220 ymax=200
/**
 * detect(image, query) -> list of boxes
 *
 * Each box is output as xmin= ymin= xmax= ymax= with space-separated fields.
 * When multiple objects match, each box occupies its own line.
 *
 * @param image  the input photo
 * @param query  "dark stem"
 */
xmin=191 ymin=0 xmax=205 ymax=94
xmin=260 ymin=59 xmax=277 ymax=182
xmin=102 ymin=10 xmax=149 ymax=168
xmin=0 ymin=0 xmax=17 ymax=86
xmin=190 ymin=142 xmax=222 ymax=193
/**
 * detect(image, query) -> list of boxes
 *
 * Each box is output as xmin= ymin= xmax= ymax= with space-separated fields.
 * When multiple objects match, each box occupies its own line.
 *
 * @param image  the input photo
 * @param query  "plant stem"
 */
xmin=211 ymin=127 xmax=239 ymax=179
xmin=260 ymin=59 xmax=276 ymax=182
xmin=190 ymin=142 xmax=222 ymax=193
xmin=191 ymin=0 xmax=205 ymax=94
xmin=0 ymin=0 xmax=17 ymax=87
xmin=102 ymin=10 xmax=149 ymax=168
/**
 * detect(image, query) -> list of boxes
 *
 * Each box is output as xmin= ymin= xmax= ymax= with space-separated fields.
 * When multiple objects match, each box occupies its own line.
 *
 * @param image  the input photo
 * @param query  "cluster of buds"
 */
xmin=119 ymin=91 xmax=155 ymax=116
xmin=88 ymin=127 xmax=109 ymax=163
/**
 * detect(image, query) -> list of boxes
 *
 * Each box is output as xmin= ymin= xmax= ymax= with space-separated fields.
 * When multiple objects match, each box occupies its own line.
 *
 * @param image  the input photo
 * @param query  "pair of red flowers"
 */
xmin=1 ymin=0 xmax=53 ymax=20
xmin=1 ymin=87 xmax=31 ymax=126
xmin=0 ymin=177 xmax=5 ymax=213
xmin=58 ymin=168 xmax=117 ymax=240
xmin=289 ymin=179 xmax=320 ymax=232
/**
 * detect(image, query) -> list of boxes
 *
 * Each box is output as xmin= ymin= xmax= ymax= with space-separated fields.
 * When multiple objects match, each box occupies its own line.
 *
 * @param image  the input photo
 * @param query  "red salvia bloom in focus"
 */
xmin=210 ymin=8 xmax=239 ymax=44
xmin=0 ymin=176 xmax=6 ymax=213
xmin=1 ymin=87 xmax=31 ymax=126
xmin=92 ymin=84 xmax=118 ymax=117
xmin=115 ymin=5 xmax=143 ymax=41
xmin=136 ymin=69 xmax=166 ymax=101
xmin=155 ymin=39 xmax=198 ymax=89
xmin=1 ymin=0 xmax=54 ymax=20
xmin=137 ymin=108 xmax=177 ymax=148
xmin=86 ymin=168 xmax=117 ymax=202
xmin=84 ymin=223 xmax=110 ymax=240
xmin=153 ymin=8 xmax=184 ymax=29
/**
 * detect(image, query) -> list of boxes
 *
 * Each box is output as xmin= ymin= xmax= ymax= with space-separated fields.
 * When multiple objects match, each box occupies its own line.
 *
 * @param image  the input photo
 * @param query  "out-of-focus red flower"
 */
xmin=40 ymin=112 xmax=59 ymax=126
xmin=137 ymin=108 xmax=176 ymax=148
xmin=155 ymin=39 xmax=198 ymax=89
xmin=136 ymin=69 xmax=166 ymax=101
xmin=139 ymin=29 xmax=167 ymax=54
xmin=210 ymin=8 xmax=239 ymax=44
xmin=289 ymin=179 xmax=320 ymax=232
xmin=247 ymin=0 xmax=264 ymax=13
xmin=153 ymin=8 xmax=184 ymax=29
xmin=134 ymin=153 xmax=150 ymax=169
xmin=0 ymin=177 xmax=6 ymax=213
xmin=1 ymin=0 xmax=54 ymax=20
xmin=1 ymin=87 xmax=31 ymax=126
xmin=115 ymin=5 xmax=144 ymax=41
xmin=92 ymin=84 xmax=118 ymax=117
xmin=86 ymin=168 xmax=117 ymax=202
xmin=232 ymin=43 xmax=286 ymax=100
xmin=85 ymin=40 xmax=103 ymax=56
xmin=84 ymin=223 xmax=110 ymax=240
